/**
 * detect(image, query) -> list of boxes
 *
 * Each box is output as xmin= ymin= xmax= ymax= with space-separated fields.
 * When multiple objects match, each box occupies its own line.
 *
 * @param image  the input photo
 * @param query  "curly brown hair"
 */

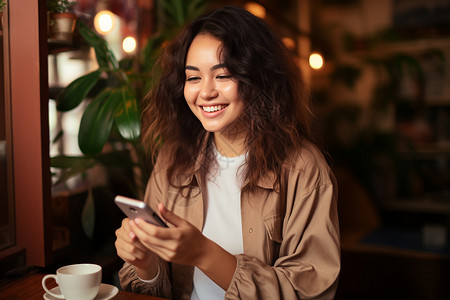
xmin=142 ymin=6 xmax=316 ymax=192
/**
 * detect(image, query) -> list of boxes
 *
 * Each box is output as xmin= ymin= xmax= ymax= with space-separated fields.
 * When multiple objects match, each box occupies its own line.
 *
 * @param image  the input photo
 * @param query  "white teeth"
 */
xmin=202 ymin=105 xmax=227 ymax=112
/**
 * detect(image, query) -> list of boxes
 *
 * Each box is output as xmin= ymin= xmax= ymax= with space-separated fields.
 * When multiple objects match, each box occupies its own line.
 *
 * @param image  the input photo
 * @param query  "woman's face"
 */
xmin=184 ymin=34 xmax=245 ymax=136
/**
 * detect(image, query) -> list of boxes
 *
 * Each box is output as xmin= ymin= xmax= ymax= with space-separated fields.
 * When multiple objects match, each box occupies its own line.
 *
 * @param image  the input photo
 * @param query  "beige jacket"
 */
xmin=119 ymin=135 xmax=340 ymax=300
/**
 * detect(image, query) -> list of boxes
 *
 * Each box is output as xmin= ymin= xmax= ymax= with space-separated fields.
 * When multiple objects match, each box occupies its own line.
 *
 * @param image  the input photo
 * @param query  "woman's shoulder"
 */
xmin=285 ymin=139 xmax=334 ymax=186
xmin=286 ymin=139 xmax=328 ymax=165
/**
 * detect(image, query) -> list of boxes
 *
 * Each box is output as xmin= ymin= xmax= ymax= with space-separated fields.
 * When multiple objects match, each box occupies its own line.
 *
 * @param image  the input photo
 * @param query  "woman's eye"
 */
xmin=186 ymin=76 xmax=200 ymax=82
xmin=217 ymin=75 xmax=232 ymax=80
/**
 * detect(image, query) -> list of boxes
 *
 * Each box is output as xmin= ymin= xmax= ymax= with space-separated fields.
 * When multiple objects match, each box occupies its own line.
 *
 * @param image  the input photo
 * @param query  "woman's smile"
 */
xmin=201 ymin=104 xmax=229 ymax=113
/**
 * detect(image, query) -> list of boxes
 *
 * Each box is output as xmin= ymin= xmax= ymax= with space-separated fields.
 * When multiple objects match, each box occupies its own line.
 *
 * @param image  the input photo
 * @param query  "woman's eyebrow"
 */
xmin=185 ymin=63 xmax=226 ymax=71
xmin=185 ymin=65 xmax=199 ymax=71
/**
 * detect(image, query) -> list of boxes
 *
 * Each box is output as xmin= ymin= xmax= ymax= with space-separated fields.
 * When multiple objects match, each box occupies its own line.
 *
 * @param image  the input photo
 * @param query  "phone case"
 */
xmin=114 ymin=195 xmax=167 ymax=227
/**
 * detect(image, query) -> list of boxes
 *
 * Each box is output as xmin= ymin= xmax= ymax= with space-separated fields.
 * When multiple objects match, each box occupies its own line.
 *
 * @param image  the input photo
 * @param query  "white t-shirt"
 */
xmin=190 ymin=146 xmax=245 ymax=300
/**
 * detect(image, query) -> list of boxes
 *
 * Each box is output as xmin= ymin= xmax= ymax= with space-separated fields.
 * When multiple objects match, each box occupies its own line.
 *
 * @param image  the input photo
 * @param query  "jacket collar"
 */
xmin=255 ymin=171 xmax=277 ymax=190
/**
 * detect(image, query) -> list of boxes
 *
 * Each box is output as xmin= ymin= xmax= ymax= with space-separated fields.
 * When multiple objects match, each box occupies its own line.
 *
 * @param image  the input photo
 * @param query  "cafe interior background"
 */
xmin=1 ymin=0 xmax=450 ymax=299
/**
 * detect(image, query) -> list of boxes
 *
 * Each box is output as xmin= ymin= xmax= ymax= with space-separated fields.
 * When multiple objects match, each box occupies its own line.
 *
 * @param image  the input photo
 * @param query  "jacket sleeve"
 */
xmin=226 ymin=173 xmax=340 ymax=299
xmin=117 ymin=152 xmax=173 ymax=298
xmin=118 ymin=259 xmax=172 ymax=298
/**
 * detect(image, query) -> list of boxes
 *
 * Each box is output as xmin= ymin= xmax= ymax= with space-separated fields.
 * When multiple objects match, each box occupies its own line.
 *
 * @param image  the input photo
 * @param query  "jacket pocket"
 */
xmin=264 ymin=213 xmax=283 ymax=242
xmin=263 ymin=214 xmax=283 ymax=264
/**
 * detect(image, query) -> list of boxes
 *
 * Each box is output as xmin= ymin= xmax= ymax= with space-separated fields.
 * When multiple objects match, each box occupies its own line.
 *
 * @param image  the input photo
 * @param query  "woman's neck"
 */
xmin=213 ymin=131 xmax=246 ymax=158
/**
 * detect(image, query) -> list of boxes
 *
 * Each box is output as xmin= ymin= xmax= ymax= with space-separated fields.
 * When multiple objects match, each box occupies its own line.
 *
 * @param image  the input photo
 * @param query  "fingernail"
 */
xmin=129 ymin=232 xmax=135 ymax=239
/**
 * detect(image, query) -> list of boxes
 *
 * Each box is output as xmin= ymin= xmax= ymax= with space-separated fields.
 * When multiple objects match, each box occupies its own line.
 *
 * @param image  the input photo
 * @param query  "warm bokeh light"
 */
xmin=245 ymin=2 xmax=266 ymax=19
xmin=122 ymin=36 xmax=137 ymax=53
xmin=282 ymin=37 xmax=295 ymax=50
xmin=94 ymin=10 xmax=116 ymax=35
xmin=309 ymin=52 xmax=324 ymax=70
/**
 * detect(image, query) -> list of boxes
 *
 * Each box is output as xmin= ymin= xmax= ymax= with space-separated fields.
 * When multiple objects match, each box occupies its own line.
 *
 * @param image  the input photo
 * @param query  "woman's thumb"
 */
xmin=159 ymin=202 xmax=182 ymax=227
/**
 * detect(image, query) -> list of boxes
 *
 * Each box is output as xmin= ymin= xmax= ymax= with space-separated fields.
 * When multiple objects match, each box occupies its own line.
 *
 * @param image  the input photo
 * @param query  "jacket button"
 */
xmin=249 ymin=228 xmax=253 ymax=233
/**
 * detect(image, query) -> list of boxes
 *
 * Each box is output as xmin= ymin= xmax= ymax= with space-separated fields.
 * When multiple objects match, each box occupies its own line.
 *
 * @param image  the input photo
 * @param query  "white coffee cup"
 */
xmin=42 ymin=263 xmax=102 ymax=300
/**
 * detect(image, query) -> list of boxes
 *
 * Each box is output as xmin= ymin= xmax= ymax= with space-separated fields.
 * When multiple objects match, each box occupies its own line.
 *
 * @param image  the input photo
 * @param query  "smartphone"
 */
xmin=114 ymin=195 xmax=168 ymax=227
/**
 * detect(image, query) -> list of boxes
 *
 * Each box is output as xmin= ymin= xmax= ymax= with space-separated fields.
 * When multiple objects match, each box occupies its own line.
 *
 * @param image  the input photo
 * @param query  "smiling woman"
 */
xmin=184 ymin=34 xmax=245 ymax=155
xmin=116 ymin=6 xmax=340 ymax=300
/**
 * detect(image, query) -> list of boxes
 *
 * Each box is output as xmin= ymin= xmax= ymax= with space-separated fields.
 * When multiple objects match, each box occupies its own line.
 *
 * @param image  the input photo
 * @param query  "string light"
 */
xmin=309 ymin=52 xmax=324 ymax=70
xmin=94 ymin=10 xmax=116 ymax=35
xmin=282 ymin=37 xmax=295 ymax=50
xmin=245 ymin=2 xmax=266 ymax=19
xmin=122 ymin=36 xmax=137 ymax=53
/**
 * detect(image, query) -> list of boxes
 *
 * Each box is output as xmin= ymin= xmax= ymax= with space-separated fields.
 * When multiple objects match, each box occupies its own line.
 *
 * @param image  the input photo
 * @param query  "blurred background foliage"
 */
xmin=51 ymin=0 xmax=209 ymax=199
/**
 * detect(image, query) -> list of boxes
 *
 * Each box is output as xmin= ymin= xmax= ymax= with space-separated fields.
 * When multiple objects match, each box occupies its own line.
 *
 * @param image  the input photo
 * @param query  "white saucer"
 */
xmin=43 ymin=283 xmax=119 ymax=300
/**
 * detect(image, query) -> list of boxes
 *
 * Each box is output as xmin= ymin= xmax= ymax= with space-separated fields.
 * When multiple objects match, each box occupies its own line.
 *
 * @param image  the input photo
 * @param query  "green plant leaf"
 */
xmin=141 ymin=32 xmax=167 ymax=71
xmin=77 ymin=21 xmax=119 ymax=71
xmin=187 ymin=0 xmax=208 ymax=21
xmin=78 ymin=89 xmax=119 ymax=154
xmin=158 ymin=0 xmax=185 ymax=29
xmin=56 ymin=69 xmax=102 ymax=111
xmin=114 ymin=88 xmax=141 ymax=141
xmin=50 ymin=155 xmax=96 ymax=185
xmin=157 ymin=0 xmax=207 ymax=29
xmin=52 ymin=129 xmax=64 ymax=144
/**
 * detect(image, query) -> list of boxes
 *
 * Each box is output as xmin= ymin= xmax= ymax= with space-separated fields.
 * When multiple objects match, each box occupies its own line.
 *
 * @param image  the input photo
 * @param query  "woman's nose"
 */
xmin=200 ymin=79 xmax=218 ymax=99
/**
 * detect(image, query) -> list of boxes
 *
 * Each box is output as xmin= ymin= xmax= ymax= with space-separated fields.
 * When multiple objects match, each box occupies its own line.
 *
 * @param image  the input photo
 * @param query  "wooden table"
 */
xmin=0 ymin=273 xmax=168 ymax=300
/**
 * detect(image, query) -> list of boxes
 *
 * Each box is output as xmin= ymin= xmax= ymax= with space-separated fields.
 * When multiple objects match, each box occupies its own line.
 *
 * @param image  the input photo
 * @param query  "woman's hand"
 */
xmin=127 ymin=203 xmax=237 ymax=290
xmin=115 ymin=218 xmax=159 ymax=280
xmin=128 ymin=203 xmax=208 ymax=267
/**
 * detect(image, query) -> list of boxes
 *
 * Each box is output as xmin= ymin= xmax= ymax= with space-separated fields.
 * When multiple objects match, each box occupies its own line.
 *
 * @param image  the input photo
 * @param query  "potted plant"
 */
xmin=47 ymin=0 xmax=76 ymax=42
xmin=51 ymin=0 xmax=208 ymax=199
